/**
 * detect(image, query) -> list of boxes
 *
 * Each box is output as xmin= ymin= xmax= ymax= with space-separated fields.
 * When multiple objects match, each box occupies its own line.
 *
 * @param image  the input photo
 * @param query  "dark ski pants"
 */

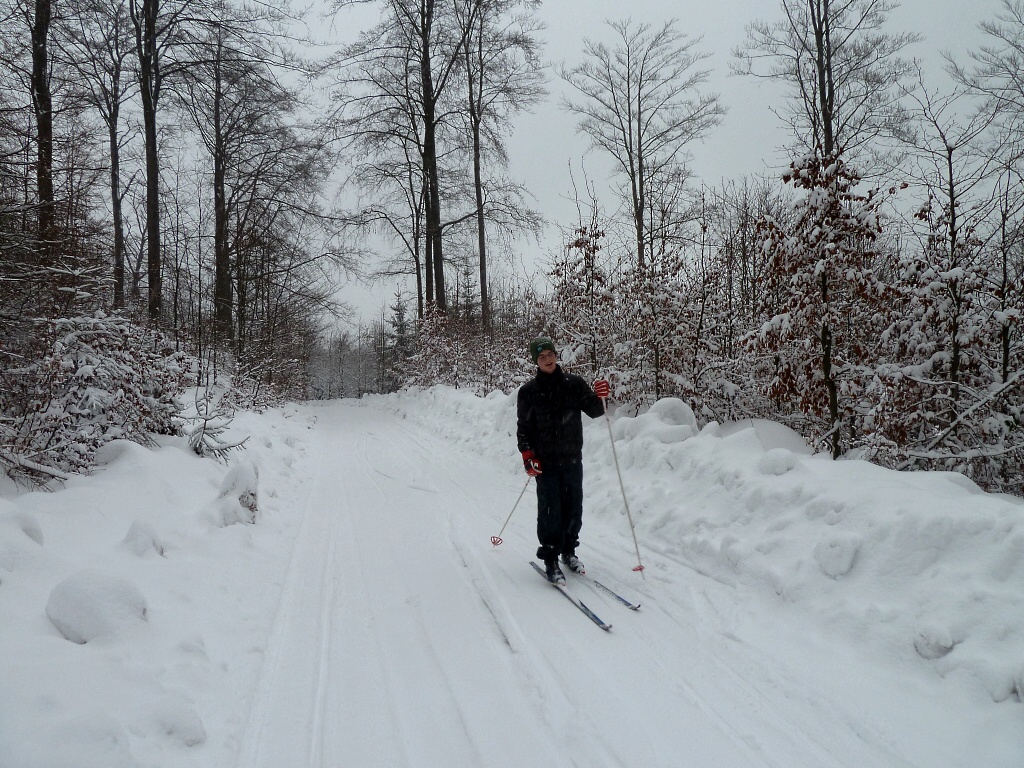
xmin=534 ymin=460 xmax=584 ymax=562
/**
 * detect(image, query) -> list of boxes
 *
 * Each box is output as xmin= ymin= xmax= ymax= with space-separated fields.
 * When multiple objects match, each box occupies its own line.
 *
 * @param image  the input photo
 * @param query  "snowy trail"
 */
xmin=236 ymin=399 xmax=994 ymax=768
xmin=3 ymin=392 xmax=1021 ymax=768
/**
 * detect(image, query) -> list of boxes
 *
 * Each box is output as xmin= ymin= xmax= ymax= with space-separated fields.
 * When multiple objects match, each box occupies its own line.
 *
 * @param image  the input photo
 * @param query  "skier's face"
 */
xmin=537 ymin=349 xmax=557 ymax=373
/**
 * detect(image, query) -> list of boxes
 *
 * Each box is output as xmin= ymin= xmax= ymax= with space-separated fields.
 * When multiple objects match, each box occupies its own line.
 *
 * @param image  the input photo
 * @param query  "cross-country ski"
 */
xmin=577 ymin=572 xmax=641 ymax=611
xmin=529 ymin=561 xmax=612 ymax=630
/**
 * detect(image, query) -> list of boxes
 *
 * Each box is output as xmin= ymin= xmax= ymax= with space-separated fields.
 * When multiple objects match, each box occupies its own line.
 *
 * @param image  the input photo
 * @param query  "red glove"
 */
xmin=521 ymin=450 xmax=542 ymax=476
xmin=594 ymin=379 xmax=610 ymax=398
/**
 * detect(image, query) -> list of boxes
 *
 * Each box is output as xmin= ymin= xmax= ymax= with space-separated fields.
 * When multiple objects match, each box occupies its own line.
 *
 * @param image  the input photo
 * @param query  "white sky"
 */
xmin=331 ymin=0 xmax=1005 ymax=323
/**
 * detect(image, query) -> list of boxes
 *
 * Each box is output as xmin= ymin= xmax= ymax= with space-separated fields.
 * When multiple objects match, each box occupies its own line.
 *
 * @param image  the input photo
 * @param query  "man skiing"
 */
xmin=517 ymin=336 xmax=610 ymax=584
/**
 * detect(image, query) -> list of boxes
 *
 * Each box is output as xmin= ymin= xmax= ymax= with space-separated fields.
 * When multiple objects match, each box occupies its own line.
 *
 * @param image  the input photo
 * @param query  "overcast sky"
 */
xmin=332 ymin=0 xmax=1005 ymax=322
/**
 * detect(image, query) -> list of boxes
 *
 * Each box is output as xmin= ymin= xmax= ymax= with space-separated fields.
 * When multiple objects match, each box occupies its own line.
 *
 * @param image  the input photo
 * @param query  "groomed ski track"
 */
xmin=234 ymin=399 xmax=975 ymax=768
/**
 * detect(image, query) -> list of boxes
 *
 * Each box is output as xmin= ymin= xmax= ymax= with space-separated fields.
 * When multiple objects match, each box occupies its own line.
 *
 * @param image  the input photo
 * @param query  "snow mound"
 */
xmin=0 ymin=510 xmax=44 ymax=572
xmin=150 ymin=697 xmax=207 ymax=747
xmin=720 ymin=418 xmax=813 ymax=453
xmin=813 ymin=534 xmax=861 ymax=578
xmin=93 ymin=438 xmax=150 ymax=467
xmin=914 ymin=621 xmax=959 ymax=660
xmin=757 ymin=447 xmax=800 ymax=475
xmin=646 ymin=397 xmax=699 ymax=427
xmin=2 ymin=509 xmax=44 ymax=545
xmin=611 ymin=399 xmax=697 ymax=442
xmin=45 ymin=569 xmax=148 ymax=644
xmin=122 ymin=520 xmax=166 ymax=557
xmin=0 ymin=711 xmax=136 ymax=768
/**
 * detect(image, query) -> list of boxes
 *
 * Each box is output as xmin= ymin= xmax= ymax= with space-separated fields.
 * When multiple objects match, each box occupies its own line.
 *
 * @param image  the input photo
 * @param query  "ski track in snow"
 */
xmin=233 ymin=399 xmax=994 ymax=768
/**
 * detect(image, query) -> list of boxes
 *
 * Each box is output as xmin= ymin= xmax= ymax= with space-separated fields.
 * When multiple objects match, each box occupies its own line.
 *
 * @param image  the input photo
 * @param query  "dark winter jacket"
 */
xmin=516 ymin=365 xmax=605 ymax=465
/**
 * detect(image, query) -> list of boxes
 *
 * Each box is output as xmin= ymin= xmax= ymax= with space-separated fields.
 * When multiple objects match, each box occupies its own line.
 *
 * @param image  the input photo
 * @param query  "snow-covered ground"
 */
xmin=1 ymin=386 xmax=1022 ymax=767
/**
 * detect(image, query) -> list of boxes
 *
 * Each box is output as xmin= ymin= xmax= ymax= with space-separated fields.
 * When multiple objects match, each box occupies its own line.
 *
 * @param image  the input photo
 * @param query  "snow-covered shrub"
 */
xmin=45 ymin=569 xmax=148 ymax=644
xmin=122 ymin=520 xmax=166 ymax=558
xmin=222 ymin=361 xmax=286 ymax=412
xmin=402 ymin=305 xmax=536 ymax=395
xmin=0 ymin=312 xmax=195 ymax=481
xmin=752 ymin=151 xmax=897 ymax=459
xmin=549 ymin=221 xmax=618 ymax=382
xmin=210 ymin=458 xmax=260 ymax=525
xmin=180 ymin=391 xmax=249 ymax=460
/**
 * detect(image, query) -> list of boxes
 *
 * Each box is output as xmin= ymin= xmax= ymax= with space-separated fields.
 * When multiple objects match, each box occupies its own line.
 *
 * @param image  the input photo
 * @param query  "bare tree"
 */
xmin=175 ymin=0 xmax=299 ymax=345
xmin=332 ymin=0 xmax=478 ymax=314
xmin=402 ymin=0 xmax=475 ymax=312
xmin=330 ymin=14 xmax=431 ymax=316
xmin=25 ymin=0 xmax=55 ymax=259
xmin=128 ymin=0 xmax=192 ymax=322
xmin=57 ymin=0 xmax=136 ymax=308
xmin=734 ymin=0 xmax=919 ymax=173
xmin=952 ymin=0 xmax=1024 ymax=125
xmin=899 ymin=73 xmax=999 ymax=409
xmin=560 ymin=18 xmax=724 ymax=269
xmin=457 ymin=0 xmax=544 ymax=329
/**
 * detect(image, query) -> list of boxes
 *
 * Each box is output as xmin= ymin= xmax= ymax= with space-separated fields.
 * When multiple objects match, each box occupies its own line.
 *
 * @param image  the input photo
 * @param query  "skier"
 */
xmin=517 ymin=336 xmax=610 ymax=583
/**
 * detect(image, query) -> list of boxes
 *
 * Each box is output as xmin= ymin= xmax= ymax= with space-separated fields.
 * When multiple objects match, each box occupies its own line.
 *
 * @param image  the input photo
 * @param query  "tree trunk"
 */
xmin=467 ymin=50 xmax=488 ymax=330
xmin=820 ymin=270 xmax=840 ymax=458
xmin=30 ymin=0 xmax=54 ymax=263
xmin=110 ymin=120 xmax=125 ymax=308
xmin=424 ymin=208 xmax=434 ymax=306
xmin=419 ymin=0 xmax=446 ymax=311
xmin=136 ymin=0 xmax=162 ymax=322
xmin=635 ymin=143 xmax=646 ymax=270
xmin=473 ymin=135 xmax=488 ymax=329
xmin=212 ymin=42 xmax=233 ymax=344
xmin=811 ymin=0 xmax=835 ymax=155
xmin=105 ymin=55 xmax=127 ymax=310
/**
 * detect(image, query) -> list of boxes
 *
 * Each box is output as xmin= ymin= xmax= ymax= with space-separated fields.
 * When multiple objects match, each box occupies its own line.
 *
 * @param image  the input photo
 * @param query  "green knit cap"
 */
xmin=529 ymin=337 xmax=556 ymax=363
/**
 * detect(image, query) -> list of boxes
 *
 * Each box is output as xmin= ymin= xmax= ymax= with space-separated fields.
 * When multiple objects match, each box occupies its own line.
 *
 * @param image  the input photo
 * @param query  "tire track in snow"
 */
xmin=354 ymin=410 xmax=639 ymax=768
xmin=313 ymin=407 xmax=570 ymax=767
xmin=234 ymin=405 xmax=350 ymax=768
xmin=591 ymin=542 xmax=919 ymax=768
xmin=240 ymin=400 xmax=921 ymax=768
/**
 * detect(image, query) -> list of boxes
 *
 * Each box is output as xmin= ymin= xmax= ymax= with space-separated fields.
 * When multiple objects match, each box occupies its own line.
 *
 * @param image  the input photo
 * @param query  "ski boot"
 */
xmin=544 ymin=557 xmax=566 ymax=584
xmin=561 ymin=553 xmax=584 ymax=574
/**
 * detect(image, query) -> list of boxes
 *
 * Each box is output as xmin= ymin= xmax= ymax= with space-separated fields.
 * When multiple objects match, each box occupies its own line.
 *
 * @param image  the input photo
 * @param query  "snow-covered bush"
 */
xmin=222 ymin=361 xmax=287 ymax=412
xmin=122 ymin=520 xmax=166 ymax=558
xmin=180 ymin=391 xmax=249 ymax=460
xmin=752 ymin=151 xmax=897 ymax=458
xmin=45 ymin=569 xmax=148 ymax=644
xmin=0 ymin=312 xmax=195 ymax=482
xmin=403 ymin=305 xmax=537 ymax=396
xmin=207 ymin=458 xmax=260 ymax=526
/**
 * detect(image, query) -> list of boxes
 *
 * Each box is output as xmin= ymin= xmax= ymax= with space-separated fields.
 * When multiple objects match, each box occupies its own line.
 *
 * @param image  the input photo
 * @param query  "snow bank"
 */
xmin=0 ymin=404 xmax=316 ymax=767
xmin=372 ymin=385 xmax=1024 ymax=703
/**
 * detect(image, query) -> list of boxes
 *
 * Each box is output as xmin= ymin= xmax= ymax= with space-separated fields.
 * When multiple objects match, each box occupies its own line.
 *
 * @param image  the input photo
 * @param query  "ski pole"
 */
xmin=491 ymin=475 xmax=532 ymax=546
xmin=602 ymin=397 xmax=645 ymax=576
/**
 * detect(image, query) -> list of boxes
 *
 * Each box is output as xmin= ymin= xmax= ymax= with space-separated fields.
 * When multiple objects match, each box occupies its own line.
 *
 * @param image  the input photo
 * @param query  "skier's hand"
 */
xmin=594 ymin=379 xmax=610 ymax=399
xmin=521 ymin=450 xmax=542 ymax=476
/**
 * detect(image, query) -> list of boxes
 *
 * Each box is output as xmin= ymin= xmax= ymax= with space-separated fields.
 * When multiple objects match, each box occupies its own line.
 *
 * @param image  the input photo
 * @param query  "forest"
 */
xmin=0 ymin=0 xmax=1021 ymax=494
